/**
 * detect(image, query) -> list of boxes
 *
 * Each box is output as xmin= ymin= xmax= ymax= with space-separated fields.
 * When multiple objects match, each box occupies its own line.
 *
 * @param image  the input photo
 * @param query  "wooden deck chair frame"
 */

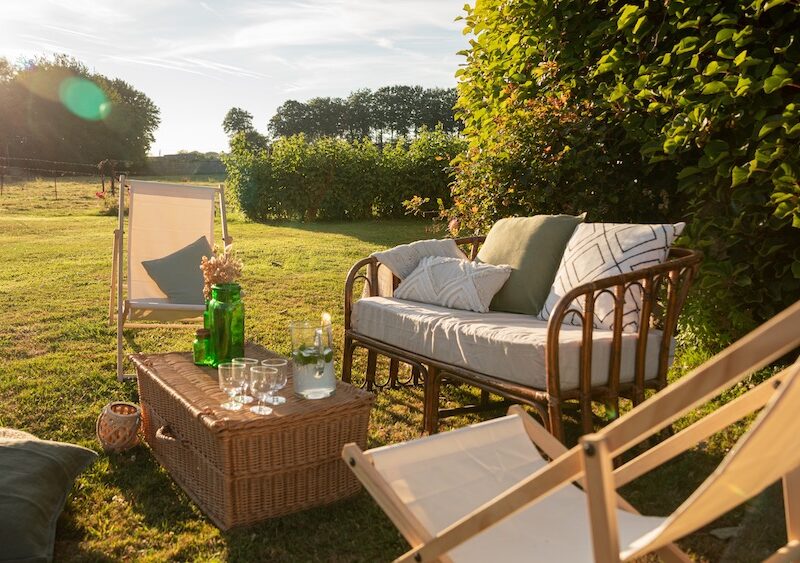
xmin=108 ymin=174 xmax=231 ymax=381
xmin=343 ymin=300 xmax=800 ymax=562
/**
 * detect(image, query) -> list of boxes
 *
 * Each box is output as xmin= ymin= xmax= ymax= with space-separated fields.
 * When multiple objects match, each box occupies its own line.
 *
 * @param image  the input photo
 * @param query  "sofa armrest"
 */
xmin=544 ymin=248 xmax=703 ymax=408
xmin=344 ymin=256 xmax=378 ymax=330
xmin=344 ymin=236 xmax=487 ymax=331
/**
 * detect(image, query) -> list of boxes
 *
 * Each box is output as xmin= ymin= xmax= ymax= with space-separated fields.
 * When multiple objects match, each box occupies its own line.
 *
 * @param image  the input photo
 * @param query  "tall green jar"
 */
xmin=208 ymin=283 xmax=244 ymax=366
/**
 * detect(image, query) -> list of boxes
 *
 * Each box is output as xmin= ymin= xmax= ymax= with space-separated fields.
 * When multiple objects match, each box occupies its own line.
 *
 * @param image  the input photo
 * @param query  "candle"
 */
xmin=321 ymin=312 xmax=333 ymax=349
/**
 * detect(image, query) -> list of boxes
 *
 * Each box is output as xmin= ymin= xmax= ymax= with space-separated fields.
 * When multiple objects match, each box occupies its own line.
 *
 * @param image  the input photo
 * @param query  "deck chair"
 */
xmin=343 ymin=300 xmax=800 ymax=562
xmin=109 ymin=175 xmax=231 ymax=381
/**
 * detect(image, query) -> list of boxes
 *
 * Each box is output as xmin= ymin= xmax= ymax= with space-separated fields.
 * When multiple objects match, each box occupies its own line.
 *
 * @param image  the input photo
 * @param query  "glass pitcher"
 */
xmin=289 ymin=320 xmax=336 ymax=399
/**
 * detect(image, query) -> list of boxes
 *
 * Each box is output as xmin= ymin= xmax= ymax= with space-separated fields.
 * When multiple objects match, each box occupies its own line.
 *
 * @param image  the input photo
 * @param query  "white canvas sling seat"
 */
xmin=344 ymin=299 xmax=800 ymax=563
xmin=126 ymin=180 xmax=217 ymax=321
xmin=110 ymin=176 xmax=230 ymax=381
xmin=363 ymin=414 xmax=666 ymax=562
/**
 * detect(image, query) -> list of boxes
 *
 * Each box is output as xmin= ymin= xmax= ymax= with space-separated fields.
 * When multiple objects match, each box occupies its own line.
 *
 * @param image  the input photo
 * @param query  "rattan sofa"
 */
xmin=342 ymin=236 xmax=702 ymax=441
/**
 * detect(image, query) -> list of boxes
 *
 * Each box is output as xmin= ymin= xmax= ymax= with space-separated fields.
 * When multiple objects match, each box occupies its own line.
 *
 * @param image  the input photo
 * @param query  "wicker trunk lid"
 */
xmin=132 ymin=343 xmax=373 ymax=530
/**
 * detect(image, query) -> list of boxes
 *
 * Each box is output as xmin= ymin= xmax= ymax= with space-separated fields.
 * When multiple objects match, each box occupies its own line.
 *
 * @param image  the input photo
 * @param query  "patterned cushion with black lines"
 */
xmin=394 ymin=256 xmax=512 ymax=313
xmin=538 ymin=222 xmax=685 ymax=332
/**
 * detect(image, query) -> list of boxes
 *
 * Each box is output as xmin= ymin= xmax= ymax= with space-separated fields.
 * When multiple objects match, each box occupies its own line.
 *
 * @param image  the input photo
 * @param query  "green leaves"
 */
xmin=617 ymin=5 xmax=640 ymax=30
xmin=702 ymin=81 xmax=729 ymax=94
xmin=451 ymin=0 xmax=800 ymax=338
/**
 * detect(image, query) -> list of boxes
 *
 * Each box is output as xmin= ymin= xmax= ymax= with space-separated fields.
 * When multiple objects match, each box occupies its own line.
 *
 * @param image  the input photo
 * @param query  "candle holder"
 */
xmin=96 ymin=401 xmax=141 ymax=453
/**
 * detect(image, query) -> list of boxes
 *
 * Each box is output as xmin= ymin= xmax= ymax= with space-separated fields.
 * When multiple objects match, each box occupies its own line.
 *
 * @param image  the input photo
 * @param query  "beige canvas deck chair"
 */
xmin=343 ymin=300 xmax=800 ymax=562
xmin=109 ymin=175 xmax=230 ymax=381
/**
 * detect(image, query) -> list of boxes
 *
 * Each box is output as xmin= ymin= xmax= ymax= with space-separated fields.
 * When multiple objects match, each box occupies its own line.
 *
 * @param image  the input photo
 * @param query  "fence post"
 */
xmin=53 ymin=173 xmax=58 ymax=199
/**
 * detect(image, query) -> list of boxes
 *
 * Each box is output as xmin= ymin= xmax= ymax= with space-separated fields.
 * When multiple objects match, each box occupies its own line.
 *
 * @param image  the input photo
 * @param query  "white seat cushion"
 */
xmin=369 ymin=415 xmax=665 ymax=562
xmin=351 ymin=297 xmax=670 ymax=391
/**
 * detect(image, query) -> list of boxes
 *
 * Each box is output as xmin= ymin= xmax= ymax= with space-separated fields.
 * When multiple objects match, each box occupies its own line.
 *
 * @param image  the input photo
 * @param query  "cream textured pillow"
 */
xmin=539 ymin=222 xmax=685 ymax=332
xmin=372 ymin=239 xmax=468 ymax=280
xmin=394 ymin=257 xmax=512 ymax=313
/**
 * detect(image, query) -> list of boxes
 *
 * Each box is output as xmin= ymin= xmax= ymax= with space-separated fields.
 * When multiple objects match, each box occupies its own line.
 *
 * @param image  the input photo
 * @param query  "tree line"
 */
xmin=0 ymin=55 xmax=159 ymax=167
xmin=222 ymin=85 xmax=460 ymax=146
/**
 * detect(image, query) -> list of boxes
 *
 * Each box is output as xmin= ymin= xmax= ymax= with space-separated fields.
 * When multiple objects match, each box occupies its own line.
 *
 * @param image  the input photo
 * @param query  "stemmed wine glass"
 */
xmin=249 ymin=366 xmax=277 ymax=415
xmin=232 ymin=357 xmax=259 ymax=404
xmin=218 ymin=362 xmax=245 ymax=411
xmin=260 ymin=358 xmax=288 ymax=405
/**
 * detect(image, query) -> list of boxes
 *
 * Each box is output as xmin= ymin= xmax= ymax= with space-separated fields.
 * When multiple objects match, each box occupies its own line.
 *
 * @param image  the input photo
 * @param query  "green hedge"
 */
xmin=449 ymin=0 xmax=800 ymax=343
xmin=223 ymin=128 xmax=464 ymax=221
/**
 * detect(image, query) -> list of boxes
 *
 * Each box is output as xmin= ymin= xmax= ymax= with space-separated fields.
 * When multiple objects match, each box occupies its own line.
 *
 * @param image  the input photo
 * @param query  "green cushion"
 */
xmin=0 ymin=432 xmax=97 ymax=563
xmin=142 ymin=236 xmax=211 ymax=305
xmin=477 ymin=214 xmax=585 ymax=315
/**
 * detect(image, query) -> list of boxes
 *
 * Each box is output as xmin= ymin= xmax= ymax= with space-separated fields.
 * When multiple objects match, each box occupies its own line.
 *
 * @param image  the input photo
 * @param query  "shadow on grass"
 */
xmin=99 ymin=447 xmax=201 ymax=531
xmin=246 ymin=217 xmax=436 ymax=248
xmin=221 ymin=491 xmax=406 ymax=563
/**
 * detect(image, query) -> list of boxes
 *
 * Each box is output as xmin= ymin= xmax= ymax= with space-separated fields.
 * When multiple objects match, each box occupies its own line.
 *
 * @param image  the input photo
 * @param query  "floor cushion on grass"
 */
xmin=0 ymin=431 xmax=97 ymax=563
xmin=476 ymin=214 xmax=585 ymax=316
xmin=351 ymin=297 xmax=670 ymax=391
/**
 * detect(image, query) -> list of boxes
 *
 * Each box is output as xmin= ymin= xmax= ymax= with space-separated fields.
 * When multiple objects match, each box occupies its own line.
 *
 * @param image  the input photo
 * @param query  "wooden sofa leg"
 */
xmin=389 ymin=358 xmax=400 ymax=388
xmin=365 ymin=350 xmax=378 ymax=392
xmin=412 ymin=366 xmax=421 ymax=386
xmin=424 ymin=366 xmax=441 ymax=435
xmin=581 ymin=396 xmax=594 ymax=435
xmin=341 ymin=335 xmax=354 ymax=383
xmin=548 ymin=400 xmax=565 ymax=443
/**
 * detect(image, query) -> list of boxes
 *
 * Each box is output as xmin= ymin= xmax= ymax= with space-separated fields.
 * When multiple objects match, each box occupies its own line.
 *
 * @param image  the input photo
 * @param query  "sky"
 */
xmin=0 ymin=0 xmax=468 ymax=155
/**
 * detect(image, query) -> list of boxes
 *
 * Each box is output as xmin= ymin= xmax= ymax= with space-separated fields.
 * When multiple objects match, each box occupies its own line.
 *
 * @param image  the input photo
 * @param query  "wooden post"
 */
xmin=116 ymin=174 xmax=126 ymax=381
xmin=218 ymin=184 xmax=231 ymax=245
xmin=581 ymin=433 xmax=621 ymax=562
xmin=53 ymin=173 xmax=58 ymax=200
xmin=784 ymin=467 xmax=800 ymax=543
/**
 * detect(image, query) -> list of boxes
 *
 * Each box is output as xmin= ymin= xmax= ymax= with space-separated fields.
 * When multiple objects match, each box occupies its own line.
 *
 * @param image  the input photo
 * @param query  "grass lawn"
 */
xmin=0 ymin=178 xmax=789 ymax=561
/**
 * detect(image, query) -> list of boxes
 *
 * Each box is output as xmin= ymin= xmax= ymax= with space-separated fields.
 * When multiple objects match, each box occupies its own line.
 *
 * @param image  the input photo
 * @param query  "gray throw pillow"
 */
xmin=394 ymin=256 xmax=512 ymax=313
xmin=476 ymin=214 xmax=586 ymax=316
xmin=142 ymin=236 xmax=211 ymax=305
xmin=0 ymin=432 xmax=97 ymax=563
xmin=371 ymin=239 xmax=468 ymax=280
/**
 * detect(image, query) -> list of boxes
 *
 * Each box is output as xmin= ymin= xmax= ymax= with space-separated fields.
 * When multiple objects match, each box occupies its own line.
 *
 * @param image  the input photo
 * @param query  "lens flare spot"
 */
xmin=58 ymin=77 xmax=111 ymax=121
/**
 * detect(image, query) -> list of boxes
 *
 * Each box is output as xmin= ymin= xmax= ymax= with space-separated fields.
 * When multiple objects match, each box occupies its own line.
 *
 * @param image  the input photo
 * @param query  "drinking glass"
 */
xmin=249 ymin=366 xmax=277 ymax=416
xmin=261 ymin=358 xmax=288 ymax=405
xmin=232 ymin=357 xmax=258 ymax=404
xmin=218 ymin=362 xmax=245 ymax=411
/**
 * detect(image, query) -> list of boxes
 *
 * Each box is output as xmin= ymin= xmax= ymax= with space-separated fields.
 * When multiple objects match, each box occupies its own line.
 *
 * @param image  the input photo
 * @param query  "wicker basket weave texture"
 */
xmin=133 ymin=343 xmax=374 ymax=530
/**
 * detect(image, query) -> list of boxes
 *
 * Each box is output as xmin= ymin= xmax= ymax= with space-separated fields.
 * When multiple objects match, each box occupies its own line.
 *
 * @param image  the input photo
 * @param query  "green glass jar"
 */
xmin=193 ymin=328 xmax=211 ymax=366
xmin=208 ymin=283 xmax=245 ymax=366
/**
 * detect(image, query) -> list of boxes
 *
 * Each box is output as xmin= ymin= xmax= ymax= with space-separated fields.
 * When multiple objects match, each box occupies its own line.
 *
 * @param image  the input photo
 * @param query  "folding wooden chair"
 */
xmin=343 ymin=300 xmax=800 ymax=562
xmin=109 ymin=175 xmax=231 ymax=380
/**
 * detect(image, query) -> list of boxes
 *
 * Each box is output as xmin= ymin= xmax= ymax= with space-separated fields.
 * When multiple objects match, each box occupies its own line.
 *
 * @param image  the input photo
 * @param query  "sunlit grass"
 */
xmin=0 ymin=178 xmax=787 ymax=561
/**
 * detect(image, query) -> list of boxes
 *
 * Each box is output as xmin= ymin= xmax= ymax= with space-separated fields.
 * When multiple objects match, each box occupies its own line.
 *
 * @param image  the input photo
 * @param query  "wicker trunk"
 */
xmin=132 ymin=343 xmax=374 ymax=530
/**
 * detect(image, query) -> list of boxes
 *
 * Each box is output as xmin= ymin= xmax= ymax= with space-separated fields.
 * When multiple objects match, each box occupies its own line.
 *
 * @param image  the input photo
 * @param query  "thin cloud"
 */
xmin=39 ymin=24 xmax=106 ymax=42
xmin=105 ymin=54 xmax=215 ymax=79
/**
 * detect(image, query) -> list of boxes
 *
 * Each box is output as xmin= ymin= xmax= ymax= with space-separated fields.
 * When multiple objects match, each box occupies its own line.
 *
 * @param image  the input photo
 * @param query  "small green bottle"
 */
xmin=193 ymin=328 xmax=212 ymax=366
